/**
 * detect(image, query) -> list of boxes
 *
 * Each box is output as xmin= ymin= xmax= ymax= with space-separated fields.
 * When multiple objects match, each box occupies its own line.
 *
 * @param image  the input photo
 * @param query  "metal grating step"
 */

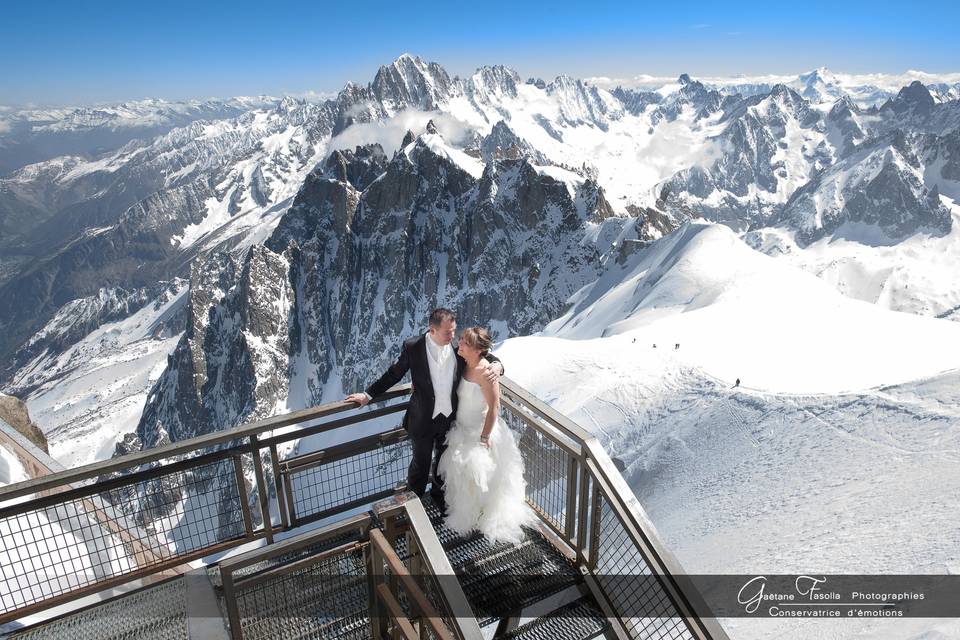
xmin=224 ymin=547 xmax=370 ymax=640
xmin=8 ymin=576 xmax=187 ymax=640
xmin=501 ymin=598 xmax=609 ymax=640
xmin=413 ymin=495 xmax=583 ymax=627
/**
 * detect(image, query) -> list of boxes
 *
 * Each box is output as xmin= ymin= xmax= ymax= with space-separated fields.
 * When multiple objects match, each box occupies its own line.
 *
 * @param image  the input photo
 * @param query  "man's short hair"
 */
xmin=429 ymin=308 xmax=456 ymax=328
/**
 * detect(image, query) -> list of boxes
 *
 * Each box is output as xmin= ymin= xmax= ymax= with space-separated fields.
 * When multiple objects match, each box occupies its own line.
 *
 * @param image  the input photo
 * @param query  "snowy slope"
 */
xmin=543 ymin=222 xmax=960 ymax=392
xmin=497 ymin=223 xmax=960 ymax=639
xmin=6 ymin=283 xmax=187 ymax=468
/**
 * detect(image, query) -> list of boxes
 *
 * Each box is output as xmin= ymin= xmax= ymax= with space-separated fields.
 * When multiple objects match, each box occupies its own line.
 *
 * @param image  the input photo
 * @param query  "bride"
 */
xmin=437 ymin=327 xmax=536 ymax=544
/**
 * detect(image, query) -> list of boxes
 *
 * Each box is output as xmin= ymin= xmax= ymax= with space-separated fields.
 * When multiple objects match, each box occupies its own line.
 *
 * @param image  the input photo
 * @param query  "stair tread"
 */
xmin=501 ymin=598 xmax=609 ymax=640
xmin=413 ymin=495 xmax=582 ymax=626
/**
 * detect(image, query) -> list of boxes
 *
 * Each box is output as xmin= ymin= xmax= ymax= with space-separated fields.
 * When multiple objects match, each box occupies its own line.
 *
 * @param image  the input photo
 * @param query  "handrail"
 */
xmin=369 ymin=527 xmax=454 ymax=640
xmin=499 ymin=376 xmax=595 ymax=445
xmin=499 ymin=376 xmax=730 ymax=640
xmin=372 ymin=493 xmax=484 ymax=640
xmin=0 ymin=384 xmax=412 ymax=502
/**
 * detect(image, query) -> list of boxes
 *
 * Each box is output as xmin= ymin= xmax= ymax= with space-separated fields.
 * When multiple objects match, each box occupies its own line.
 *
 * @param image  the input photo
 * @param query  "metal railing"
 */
xmin=217 ymin=493 xmax=478 ymax=640
xmin=0 ymin=378 xmax=726 ymax=639
xmin=0 ymin=386 xmax=411 ymax=625
xmin=499 ymin=379 xmax=729 ymax=640
xmin=218 ymin=512 xmax=372 ymax=639
xmin=372 ymin=493 xmax=482 ymax=640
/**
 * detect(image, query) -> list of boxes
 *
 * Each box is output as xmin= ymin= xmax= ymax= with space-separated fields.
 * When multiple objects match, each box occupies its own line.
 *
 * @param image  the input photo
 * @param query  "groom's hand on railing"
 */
xmin=345 ymin=392 xmax=371 ymax=406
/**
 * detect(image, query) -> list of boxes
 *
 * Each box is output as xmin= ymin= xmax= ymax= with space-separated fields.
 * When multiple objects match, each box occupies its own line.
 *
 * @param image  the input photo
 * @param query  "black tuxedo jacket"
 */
xmin=366 ymin=334 xmax=502 ymax=438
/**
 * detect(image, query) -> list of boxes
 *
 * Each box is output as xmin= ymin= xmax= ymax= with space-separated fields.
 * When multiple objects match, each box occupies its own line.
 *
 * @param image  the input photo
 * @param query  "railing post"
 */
xmin=282 ymin=463 xmax=298 ymax=527
xmin=564 ymin=454 xmax=578 ymax=543
xmin=220 ymin=566 xmax=243 ymax=640
xmin=268 ymin=443 xmax=289 ymax=531
xmin=367 ymin=537 xmax=388 ymax=639
xmin=576 ymin=464 xmax=590 ymax=565
xmin=232 ymin=453 xmax=254 ymax=540
xmin=248 ymin=435 xmax=273 ymax=544
xmin=588 ymin=482 xmax=602 ymax=571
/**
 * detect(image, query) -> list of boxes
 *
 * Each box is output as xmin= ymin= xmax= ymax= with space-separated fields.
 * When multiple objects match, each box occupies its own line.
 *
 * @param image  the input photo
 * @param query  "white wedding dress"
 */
xmin=437 ymin=378 xmax=535 ymax=544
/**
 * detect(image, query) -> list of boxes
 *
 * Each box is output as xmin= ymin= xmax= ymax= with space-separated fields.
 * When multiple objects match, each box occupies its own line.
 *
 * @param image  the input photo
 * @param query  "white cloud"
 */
xmin=585 ymin=70 xmax=960 ymax=93
xmin=327 ymin=109 xmax=477 ymax=156
xmin=288 ymin=90 xmax=337 ymax=103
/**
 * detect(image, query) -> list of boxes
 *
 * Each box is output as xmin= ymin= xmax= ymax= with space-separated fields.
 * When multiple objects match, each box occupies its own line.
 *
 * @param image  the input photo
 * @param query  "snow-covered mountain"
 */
xmin=0 ymin=53 xmax=958 ymax=478
xmin=133 ymin=125 xmax=622 ymax=447
xmin=1 ymin=56 xmax=958 ymax=640
xmin=500 ymin=222 xmax=960 ymax=640
xmin=588 ymin=67 xmax=960 ymax=109
xmin=0 ymin=97 xmax=279 ymax=175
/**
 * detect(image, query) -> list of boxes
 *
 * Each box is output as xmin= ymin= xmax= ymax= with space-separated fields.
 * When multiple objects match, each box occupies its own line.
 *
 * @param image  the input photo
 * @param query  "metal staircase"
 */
xmin=0 ymin=379 xmax=729 ymax=640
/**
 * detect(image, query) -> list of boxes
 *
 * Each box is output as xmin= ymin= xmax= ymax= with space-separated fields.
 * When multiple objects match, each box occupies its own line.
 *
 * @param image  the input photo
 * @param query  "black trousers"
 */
xmin=407 ymin=413 xmax=452 ymax=497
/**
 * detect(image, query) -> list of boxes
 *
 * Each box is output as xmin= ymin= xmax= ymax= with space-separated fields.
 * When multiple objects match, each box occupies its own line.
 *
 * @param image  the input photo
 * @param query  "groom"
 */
xmin=346 ymin=308 xmax=503 ymax=505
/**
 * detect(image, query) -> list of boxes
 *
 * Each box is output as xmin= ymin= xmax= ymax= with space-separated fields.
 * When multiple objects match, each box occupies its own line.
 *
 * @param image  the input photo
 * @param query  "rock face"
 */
xmin=774 ymin=132 xmax=952 ymax=245
xmin=136 ymin=246 xmax=293 ymax=445
xmin=0 ymin=393 xmax=47 ymax=453
xmin=137 ymin=128 xmax=624 ymax=438
xmin=659 ymin=84 xmax=831 ymax=229
xmin=654 ymin=75 xmax=960 ymax=238
xmin=478 ymin=121 xmax=548 ymax=164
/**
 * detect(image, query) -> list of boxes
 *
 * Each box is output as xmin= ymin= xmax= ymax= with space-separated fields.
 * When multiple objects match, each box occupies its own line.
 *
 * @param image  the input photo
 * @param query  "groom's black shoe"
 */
xmin=428 ymin=489 xmax=447 ymax=516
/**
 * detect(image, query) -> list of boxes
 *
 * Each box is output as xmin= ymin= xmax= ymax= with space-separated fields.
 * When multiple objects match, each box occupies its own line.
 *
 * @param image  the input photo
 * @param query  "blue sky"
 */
xmin=2 ymin=0 xmax=958 ymax=106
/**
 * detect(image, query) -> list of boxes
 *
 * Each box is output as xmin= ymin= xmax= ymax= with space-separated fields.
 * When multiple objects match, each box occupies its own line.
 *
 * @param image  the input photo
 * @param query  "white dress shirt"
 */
xmin=425 ymin=332 xmax=455 ymax=418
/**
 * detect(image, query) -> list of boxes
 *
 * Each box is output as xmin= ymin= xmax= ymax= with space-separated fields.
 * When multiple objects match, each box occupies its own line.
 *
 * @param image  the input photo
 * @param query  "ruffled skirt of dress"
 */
xmin=436 ymin=418 xmax=536 ymax=544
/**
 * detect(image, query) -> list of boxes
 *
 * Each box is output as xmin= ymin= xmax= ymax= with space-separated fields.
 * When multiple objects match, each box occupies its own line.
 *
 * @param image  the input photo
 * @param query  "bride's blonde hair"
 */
xmin=460 ymin=327 xmax=493 ymax=357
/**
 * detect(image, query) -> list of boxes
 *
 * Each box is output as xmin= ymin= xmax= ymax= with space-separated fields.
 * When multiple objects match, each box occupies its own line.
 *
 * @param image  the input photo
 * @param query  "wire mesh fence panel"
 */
xmin=502 ymin=407 xmax=571 ymax=534
xmin=233 ymin=547 xmax=369 ymax=640
xmin=0 ymin=454 xmax=245 ymax=619
xmin=288 ymin=439 xmax=411 ymax=523
xmin=9 ymin=576 xmax=188 ymax=640
xmin=594 ymin=496 xmax=695 ymax=640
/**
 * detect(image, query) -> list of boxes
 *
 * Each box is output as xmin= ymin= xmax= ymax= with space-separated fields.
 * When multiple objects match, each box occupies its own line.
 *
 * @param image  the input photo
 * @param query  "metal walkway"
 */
xmin=0 ymin=379 xmax=728 ymax=640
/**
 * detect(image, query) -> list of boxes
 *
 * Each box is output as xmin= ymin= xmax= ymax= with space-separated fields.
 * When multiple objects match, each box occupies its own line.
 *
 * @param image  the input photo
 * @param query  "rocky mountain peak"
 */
xmin=371 ymin=54 xmax=453 ymax=113
xmin=480 ymin=121 xmax=548 ymax=165
xmin=322 ymin=144 xmax=388 ymax=191
xmin=829 ymin=94 xmax=857 ymax=116
xmin=136 ymin=244 xmax=293 ymax=447
xmin=653 ymin=75 xmax=722 ymax=123
xmin=883 ymin=80 xmax=936 ymax=115
xmin=798 ymin=67 xmax=843 ymax=102
xmin=425 ymin=119 xmax=439 ymax=135
xmin=468 ymin=65 xmax=521 ymax=98
xmin=764 ymin=84 xmax=815 ymax=122
xmin=276 ymin=95 xmax=302 ymax=114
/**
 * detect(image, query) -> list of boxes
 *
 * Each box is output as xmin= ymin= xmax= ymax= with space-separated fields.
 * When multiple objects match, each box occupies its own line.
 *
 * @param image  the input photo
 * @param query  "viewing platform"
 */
xmin=0 ymin=378 xmax=728 ymax=640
